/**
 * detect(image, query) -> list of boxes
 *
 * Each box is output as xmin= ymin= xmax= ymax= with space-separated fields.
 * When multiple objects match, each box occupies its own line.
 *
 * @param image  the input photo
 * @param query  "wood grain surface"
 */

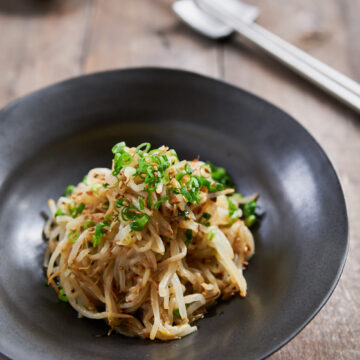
xmin=0 ymin=0 xmax=359 ymax=358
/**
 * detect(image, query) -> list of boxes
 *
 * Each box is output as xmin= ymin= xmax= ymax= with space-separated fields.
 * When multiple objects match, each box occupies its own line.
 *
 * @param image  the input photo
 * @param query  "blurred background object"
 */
xmin=0 ymin=0 xmax=60 ymax=15
xmin=0 ymin=1 xmax=359 ymax=359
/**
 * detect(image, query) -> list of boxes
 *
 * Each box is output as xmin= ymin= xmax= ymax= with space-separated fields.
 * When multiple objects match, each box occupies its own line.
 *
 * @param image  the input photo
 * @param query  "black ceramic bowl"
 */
xmin=0 ymin=68 xmax=348 ymax=360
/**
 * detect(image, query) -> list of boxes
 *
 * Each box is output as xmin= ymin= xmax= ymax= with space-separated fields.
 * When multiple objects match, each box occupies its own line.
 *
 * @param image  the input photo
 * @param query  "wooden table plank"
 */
xmin=81 ymin=0 xmax=220 ymax=77
xmin=0 ymin=0 xmax=92 ymax=109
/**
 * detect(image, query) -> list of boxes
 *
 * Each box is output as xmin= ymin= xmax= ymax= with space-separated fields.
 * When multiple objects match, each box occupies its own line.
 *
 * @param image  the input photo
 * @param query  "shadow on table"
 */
xmin=0 ymin=0 xmax=84 ymax=16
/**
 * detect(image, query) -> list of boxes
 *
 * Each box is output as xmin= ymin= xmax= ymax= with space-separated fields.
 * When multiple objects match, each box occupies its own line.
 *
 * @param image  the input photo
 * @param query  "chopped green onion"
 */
xmin=102 ymin=201 xmax=109 ymax=210
xmin=58 ymin=287 xmax=68 ymax=302
xmin=121 ymin=206 xmax=138 ymax=221
xmin=173 ymin=308 xmax=180 ymax=317
xmin=208 ymin=229 xmax=215 ymax=241
xmin=115 ymin=197 xmax=130 ymax=208
xmin=78 ymin=203 xmax=86 ymax=215
xmin=231 ymin=193 xmax=244 ymax=202
xmin=194 ymin=175 xmax=211 ymax=189
xmin=207 ymin=161 xmax=234 ymax=188
xmin=136 ymin=142 xmax=151 ymax=154
xmin=178 ymin=209 xmax=190 ymax=219
xmin=185 ymin=229 xmax=193 ymax=245
xmin=104 ymin=214 xmax=117 ymax=222
xmin=245 ymin=214 xmax=257 ymax=227
xmin=146 ymin=193 xmax=153 ymax=209
xmin=162 ymin=171 xmax=170 ymax=185
xmin=114 ymin=195 xmax=150 ymax=232
xmin=180 ymin=186 xmax=192 ymax=202
xmin=226 ymin=197 xmax=237 ymax=217
xmin=104 ymin=176 xmax=120 ymax=189
xmin=153 ymin=195 xmax=168 ymax=210
xmin=175 ymin=170 xmax=186 ymax=182
xmin=55 ymin=209 xmax=66 ymax=217
xmin=202 ymin=212 xmax=211 ymax=220
xmin=83 ymin=220 xmax=95 ymax=230
xmin=68 ymin=202 xmax=85 ymax=218
xmin=82 ymin=174 xmax=88 ymax=185
xmin=168 ymin=149 xmax=179 ymax=162
xmin=65 ymin=185 xmax=75 ymax=197
xmin=226 ymin=197 xmax=241 ymax=225
xmin=209 ymin=163 xmax=225 ymax=179
xmin=148 ymin=148 xmax=159 ymax=155
xmin=112 ymin=141 xmax=126 ymax=154
xmin=170 ymin=187 xmax=180 ymax=194
xmin=139 ymin=197 xmax=144 ymax=210
xmin=120 ymin=152 xmax=133 ymax=166
xmin=130 ymin=213 xmax=150 ymax=231
xmin=199 ymin=212 xmax=211 ymax=226
xmin=113 ymin=151 xmax=133 ymax=176
xmin=243 ymin=200 xmax=257 ymax=217
xmin=91 ymin=183 xmax=101 ymax=194
xmin=93 ymin=223 xmax=107 ymax=247
xmin=68 ymin=230 xmax=80 ymax=242
xmin=185 ymin=162 xmax=193 ymax=174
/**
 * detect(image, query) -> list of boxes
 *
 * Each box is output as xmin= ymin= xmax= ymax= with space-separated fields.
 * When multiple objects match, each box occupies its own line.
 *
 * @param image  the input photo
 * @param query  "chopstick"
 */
xmin=198 ymin=0 xmax=360 ymax=113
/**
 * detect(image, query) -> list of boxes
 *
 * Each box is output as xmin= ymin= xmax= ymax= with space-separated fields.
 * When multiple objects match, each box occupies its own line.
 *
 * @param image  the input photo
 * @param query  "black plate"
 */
xmin=0 ymin=68 xmax=348 ymax=360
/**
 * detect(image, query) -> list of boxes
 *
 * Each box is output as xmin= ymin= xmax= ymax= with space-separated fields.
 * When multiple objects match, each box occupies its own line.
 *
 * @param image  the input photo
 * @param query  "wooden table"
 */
xmin=0 ymin=0 xmax=359 ymax=358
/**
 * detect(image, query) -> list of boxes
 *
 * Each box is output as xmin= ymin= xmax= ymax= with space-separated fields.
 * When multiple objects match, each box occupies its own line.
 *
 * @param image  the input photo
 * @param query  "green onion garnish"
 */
xmin=54 ymin=209 xmax=66 ymax=217
xmin=243 ymin=200 xmax=257 ymax=227
xmin=185 ymin=229 xmax=193 ymax=245
xmin=65 ymin=185 xmax=75 ymax=197
xmin=185 ymin=162 xmax=193 ymax=174
xmin=226 ymin=197 xmax=241 ymax=225
xmin=243 ymin=200 xmax=257 ymax=217
xmin=101 ymin=201 xmax=109 ymax=210
xmin=175 ymin=170 xmax=186 ymax=182
xmin=112 ymin=141 xmax=126 ymax=154
xmin=93 ymin=223 xmax=107 ymax=247
xmin=104 ymin=214 xmax=118 ymax=222
xmin=226 ymin=197 xmax=237 ymax=217
xmin=207 ymin=161 xmax=234 ymax=188
xmin=170 ymin=187 xmax=180 ymax=195
xmin=82 ymin=174 xmax=88 ymax=185
xmin=58 ymin=287 xmax=68 ymax=302
xmin=178 ymin=209 xmax=190 ymax=219
xmin=199 ymin=212 xmax=211 ymax=226
xmin=91 ymin=183 xmax=101 ymax=194
xmin=68 ymin=202 xmax=85 ymax=218
xmin=153 ymin=195 xmax=168 ymax=210
xmin=83 ymin=220 xmax=95 ymax=230
xmin=114 ymin=196 xmax=150 ymax=231
xmin=130 ymin=213 xmax=150 ymax=231
xmin=146 ymin=193 xmax=153 ymax=209
xmin=139 ymin=197 xmax=144 ymax=210
xmin=180 ymin=186 xmax=192 ymax=203
xmin=121 ymin=206 xmax=139 ymax=221
xmin=115 ymin=197 xmax=130 ymax=208
xmin=168 ymin=149 xmax=179 ymax=162
xmin=136 ymin=142 xmax=151 ymax=154
xmin=245 ymin=214 xmax=257 ymax=227
xmin=68 ymin=230 xmax=80 ymax=242
xmin=208 ymin=229 xmax=215 ymax=241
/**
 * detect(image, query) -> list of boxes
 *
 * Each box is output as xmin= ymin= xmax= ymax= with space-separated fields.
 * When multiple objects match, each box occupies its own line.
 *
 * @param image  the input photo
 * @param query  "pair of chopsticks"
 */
xmin=182 ymin=0 xmax=360 ymax=113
